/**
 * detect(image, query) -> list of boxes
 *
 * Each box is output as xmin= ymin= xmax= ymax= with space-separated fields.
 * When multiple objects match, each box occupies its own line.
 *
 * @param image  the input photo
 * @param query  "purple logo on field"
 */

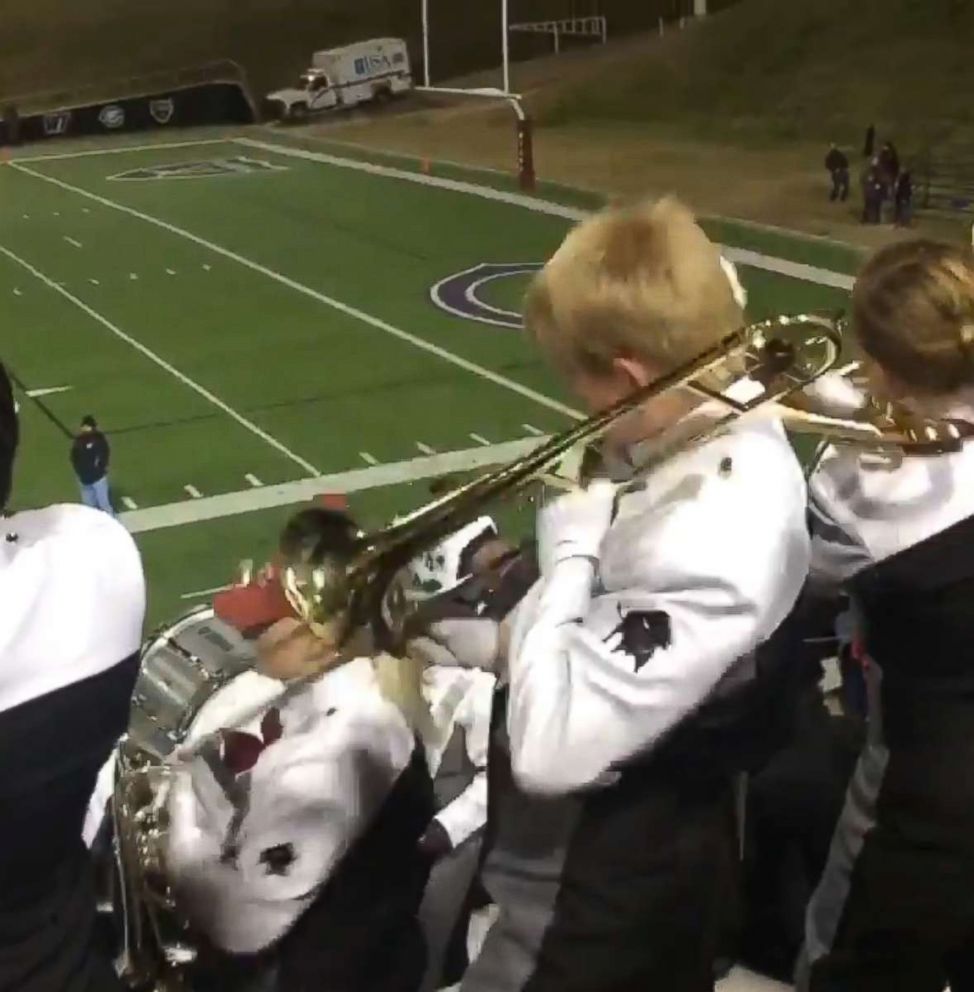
xmin=430 ymin=262 xmax=541 ymax=330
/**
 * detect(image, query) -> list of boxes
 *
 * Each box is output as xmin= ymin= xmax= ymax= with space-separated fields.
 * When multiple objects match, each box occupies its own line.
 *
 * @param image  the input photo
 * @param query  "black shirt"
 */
xmin=70 ymin=431 xmax=110 ymax=485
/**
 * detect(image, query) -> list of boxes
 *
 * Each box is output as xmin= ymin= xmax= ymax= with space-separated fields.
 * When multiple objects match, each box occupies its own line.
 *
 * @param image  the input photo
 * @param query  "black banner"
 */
xmin=0 ymin=82 xmax=253 ymax=146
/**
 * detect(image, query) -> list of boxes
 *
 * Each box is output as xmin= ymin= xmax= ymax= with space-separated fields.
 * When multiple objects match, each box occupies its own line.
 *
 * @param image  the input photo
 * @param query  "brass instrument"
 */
xmin=279 ymin=313 xmax=846 ymax=650
xmin=112 ymin=740 xmax=194 ymax=991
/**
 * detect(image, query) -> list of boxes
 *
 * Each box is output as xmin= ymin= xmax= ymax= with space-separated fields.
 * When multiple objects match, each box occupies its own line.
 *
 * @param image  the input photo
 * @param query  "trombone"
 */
xmin=275 ymin=310 xmax=971 ymax=654
xmin=278 ymin=312 xmax=844 ymax=651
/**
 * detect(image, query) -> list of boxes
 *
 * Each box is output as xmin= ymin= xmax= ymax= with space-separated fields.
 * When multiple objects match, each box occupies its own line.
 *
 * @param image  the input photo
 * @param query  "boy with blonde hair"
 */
xmin=413 ymin=198 xmax=810 ymax=991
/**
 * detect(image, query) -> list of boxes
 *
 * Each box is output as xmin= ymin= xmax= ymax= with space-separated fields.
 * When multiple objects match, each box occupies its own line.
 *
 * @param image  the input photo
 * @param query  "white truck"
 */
xmin=266 ymin=38 xmax=412 ymax=121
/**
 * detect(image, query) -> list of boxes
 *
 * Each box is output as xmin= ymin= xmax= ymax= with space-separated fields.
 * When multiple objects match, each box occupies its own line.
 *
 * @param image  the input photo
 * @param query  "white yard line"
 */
xmin=234 ymin=137 xmax=855 ymax=291
xmin=522 ymin=423 xmax=545 ymax=437
xmin=63 ymin=236 xmax=83 ymax=249
xmin=0 ymin=242 xmax=321 ymax=477
xmin=15 ymin=138 xmax=227 ymax=164
xmin=121 ymin=496 xmax=139 ymax=510
xmin=166 ymin=268 xmax=177 ymax=276
xmin=245 ymin=473 xmax=264 ymax=487
xmin=120 ymin=436 xmax=547 ymax=534
xmin=184 ymin=484 xmax=203 ymax=499
xmin=26 ymin=385 xmax=72 ymax=398
xmin=416 ymin=441 xmax=436 ymax=455
xmin=89 ymin=278 xmax=100 ymax=286
xmin=470 ymin=433 xmax=491 ymax=446
xmin=359 ymin=451 xmax=380 ymax=466
xmin=9 ymin=161 xmax=582 ymax=421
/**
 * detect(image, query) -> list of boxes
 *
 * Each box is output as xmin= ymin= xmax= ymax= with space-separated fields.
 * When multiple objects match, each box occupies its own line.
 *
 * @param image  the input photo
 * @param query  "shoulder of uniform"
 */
xmin=9 ymin=505 xmax=142 ymax=579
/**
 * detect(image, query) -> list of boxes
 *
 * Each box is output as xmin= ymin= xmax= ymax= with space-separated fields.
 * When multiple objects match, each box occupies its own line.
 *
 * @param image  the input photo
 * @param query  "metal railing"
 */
xmin=916 ymin=146 xmax=974 ymax=215
xmin=509 ymin=16 xmax=608 ymax=53
xmin=1 ymin=60 xmax=257 ymax=120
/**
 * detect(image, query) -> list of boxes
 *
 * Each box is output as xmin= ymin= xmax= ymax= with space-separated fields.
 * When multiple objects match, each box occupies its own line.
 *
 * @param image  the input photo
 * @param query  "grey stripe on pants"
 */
xmin=796 ymin=662 xmax=889 ymax=990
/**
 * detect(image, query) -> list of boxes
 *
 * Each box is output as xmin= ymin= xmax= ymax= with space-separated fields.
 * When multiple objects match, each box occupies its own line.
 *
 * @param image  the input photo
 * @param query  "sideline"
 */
xmin=121 ymin=436 xmax=546 ymax=533
xmin=235 ymin=136 xmax=855 ymax=291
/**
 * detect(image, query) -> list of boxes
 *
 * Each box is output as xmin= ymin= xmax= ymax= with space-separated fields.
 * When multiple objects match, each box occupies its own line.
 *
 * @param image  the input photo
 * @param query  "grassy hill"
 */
xmin=538 ymin=0 xmax=974 ymax=150
xmin=0 ymin=0 xmax=712 ymax=106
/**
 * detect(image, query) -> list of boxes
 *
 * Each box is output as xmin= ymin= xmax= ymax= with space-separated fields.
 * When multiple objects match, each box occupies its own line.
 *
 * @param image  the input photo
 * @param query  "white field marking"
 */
xmin=166 ymin=268 xmax=177 ymax=276
xmin=82 ymin=207 xmax=90 ymax=214
xmin=89 ymin=278 xmax=100 ymax=286
xmin=12 ymin=289 xmax=22 ymax=296
xmin=121 ymin=496 xmax=138 ymax=511
xmin=128 ymin=272 xmax=139 ymax=280
xmin=416 ymin=441 xmax=436 ymax=455
xmin=470 ymin=432 xmax=491 ymax=446
xmin=235 ymin=137 xmax=856 ymax=291
xmin=121 ymin=437 xmax=547 ymax=534
xmin=21 ymin=214 xmax=29 ymax=220
xmin=184 ymin=484 xmax=203 ymax=499
xmin=10 ymin=161 xmax=582 ymax=421
xmin=180 ymin=583 xmax=232 ymax=601
xmin=53 ymin=211 xmax=60 ymax=217
xmin=245 ymin=473 xmax=263 ymax=487
xmin=26 ymin=385 xmax=72 ymax=398
xmin=202 ymin=264 xmax=212 ymax=271
xmin=522 ymin=423 xmax=545 ymax=437
xmin=360 ymin=451 xmax=380 ymax=465
xmin=15 ymin=138 xmax=227 ymax=164
xmin=0 ymin=242 xmax=322 ymax=476
xmin=63 ymin=236 xmax=83 ymax=249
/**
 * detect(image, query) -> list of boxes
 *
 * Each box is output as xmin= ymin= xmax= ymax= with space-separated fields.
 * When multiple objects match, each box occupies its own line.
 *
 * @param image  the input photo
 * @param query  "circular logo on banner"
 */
xmin=149 ymin=98 xmax=175 ymax=125
xmin=99 ymin=104 xmax=125 ymax=130
xmin=429 ymin=262 xmax=542 ymax=329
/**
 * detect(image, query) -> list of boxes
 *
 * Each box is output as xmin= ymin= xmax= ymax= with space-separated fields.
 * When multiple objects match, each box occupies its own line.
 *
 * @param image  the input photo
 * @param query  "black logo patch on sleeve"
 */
xmin=604 ymin=608 xmax=672 ymax=671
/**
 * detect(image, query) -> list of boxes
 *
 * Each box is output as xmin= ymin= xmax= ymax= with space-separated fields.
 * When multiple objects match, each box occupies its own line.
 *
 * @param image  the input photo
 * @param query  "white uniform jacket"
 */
xmin=506 ymin=416 xmax=811 ymax=796
xmin=808 ymin=398 xmax=974 ymax=584
xmin=422 ymin=665 xmax=494 ymax=847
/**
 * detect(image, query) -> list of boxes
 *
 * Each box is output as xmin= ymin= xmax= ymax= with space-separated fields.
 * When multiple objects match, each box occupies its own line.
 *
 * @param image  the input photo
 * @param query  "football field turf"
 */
xmin=0 ymin=130 xmax=855 ymax=627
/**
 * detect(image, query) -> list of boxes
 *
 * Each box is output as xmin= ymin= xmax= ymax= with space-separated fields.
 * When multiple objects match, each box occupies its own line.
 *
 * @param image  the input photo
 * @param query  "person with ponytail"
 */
xmin=801 ymin=240 xmax=974 ymax=991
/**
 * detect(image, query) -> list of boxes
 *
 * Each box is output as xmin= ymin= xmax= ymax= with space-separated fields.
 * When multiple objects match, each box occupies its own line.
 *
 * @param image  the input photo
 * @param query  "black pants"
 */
xmin=830 ymin=169 xmax=849 ymax=202
xmin=805 ymin=684 xmax=974 ymax=992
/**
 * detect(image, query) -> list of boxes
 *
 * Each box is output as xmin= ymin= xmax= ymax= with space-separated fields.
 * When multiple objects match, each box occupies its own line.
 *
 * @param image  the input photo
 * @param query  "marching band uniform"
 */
xmin=801 ymin=407 xmax=974 ymax=991
xmin=0 ymin=505 xmax=145 ymax=992
xmin=417 ymin=666 xmax=494 ymax=992
xmin=422 ymin=410 xmax=810 ymax=992
xmin=166 ymin=658 xmax=433 ymax=992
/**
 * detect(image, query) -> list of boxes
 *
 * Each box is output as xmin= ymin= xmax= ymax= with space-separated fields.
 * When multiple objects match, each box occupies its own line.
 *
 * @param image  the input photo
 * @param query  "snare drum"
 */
xmin=130 ymin=607 xmax=257 ymax=761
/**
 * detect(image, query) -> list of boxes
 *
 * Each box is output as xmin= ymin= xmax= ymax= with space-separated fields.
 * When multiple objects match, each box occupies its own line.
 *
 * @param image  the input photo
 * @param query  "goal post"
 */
xmin=414 ymin=86 xmax=536 ymax=192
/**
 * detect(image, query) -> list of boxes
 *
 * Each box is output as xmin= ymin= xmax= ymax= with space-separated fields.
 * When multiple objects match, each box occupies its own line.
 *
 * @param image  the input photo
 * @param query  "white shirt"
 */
xmin=422 ymin=665 xmax=494 ymax=847
xmin=506 ymin=418 xmax=810 ymax=796
xmin=0 ymin=505 xmax=145 ymax=713
xmin=808 ymin=401 xmax=974 ymax=585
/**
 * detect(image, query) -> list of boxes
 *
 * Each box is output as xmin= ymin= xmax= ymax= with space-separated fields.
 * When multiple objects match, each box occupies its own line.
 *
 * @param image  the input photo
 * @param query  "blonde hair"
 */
xmin=524 ymin=197 xmax=744 ymax=377
xmin=854 ymin=239 xmax=974 ymax=397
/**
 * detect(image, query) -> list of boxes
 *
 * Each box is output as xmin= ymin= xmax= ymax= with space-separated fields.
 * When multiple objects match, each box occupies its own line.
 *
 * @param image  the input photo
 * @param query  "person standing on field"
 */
xmin=70 ymin=415 xmax=113 ymax=515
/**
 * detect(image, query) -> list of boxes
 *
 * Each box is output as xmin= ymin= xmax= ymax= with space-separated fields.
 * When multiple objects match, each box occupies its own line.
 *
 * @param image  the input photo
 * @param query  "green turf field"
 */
xmin=0 ymin=131 xmax=854 ymax=627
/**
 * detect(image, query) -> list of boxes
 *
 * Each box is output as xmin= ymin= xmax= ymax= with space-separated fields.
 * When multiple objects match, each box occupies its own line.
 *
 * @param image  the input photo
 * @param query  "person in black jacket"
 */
xmin=70 ymin=415 xmax=113 ymax=515
xmin=0 ymin=364 xmax=147 ymax=992
xmin=825 ymin=145 xmax=850 ymax=202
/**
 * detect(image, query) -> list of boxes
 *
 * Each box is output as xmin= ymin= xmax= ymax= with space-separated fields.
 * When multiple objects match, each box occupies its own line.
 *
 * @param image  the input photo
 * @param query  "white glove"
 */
xmin=537 ymin=479 xmax=616 ymax=575
xmin=409 ymin=617 xmax=502 ymax=673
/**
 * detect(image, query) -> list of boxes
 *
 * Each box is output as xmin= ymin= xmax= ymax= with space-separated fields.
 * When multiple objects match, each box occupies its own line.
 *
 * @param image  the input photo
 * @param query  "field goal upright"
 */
xmin=418 ymin=0 xmax=536 ymax=191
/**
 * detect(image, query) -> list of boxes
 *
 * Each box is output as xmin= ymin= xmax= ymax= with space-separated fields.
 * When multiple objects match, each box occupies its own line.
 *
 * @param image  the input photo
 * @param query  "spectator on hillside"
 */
xmin=878 ymin=140 xmax=900 ymax=189
xmin=894 ymin=170 xmax=914 ymax=227
xmin=825 ymin=144 xmax=850 ymax=202
xmin=861 ymin=159 xmax=884 ymax=224
xmin=70 ymin=415 xmax=113 ymax=515
xmin=863 ymin=124 xmax=876 ymax=158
